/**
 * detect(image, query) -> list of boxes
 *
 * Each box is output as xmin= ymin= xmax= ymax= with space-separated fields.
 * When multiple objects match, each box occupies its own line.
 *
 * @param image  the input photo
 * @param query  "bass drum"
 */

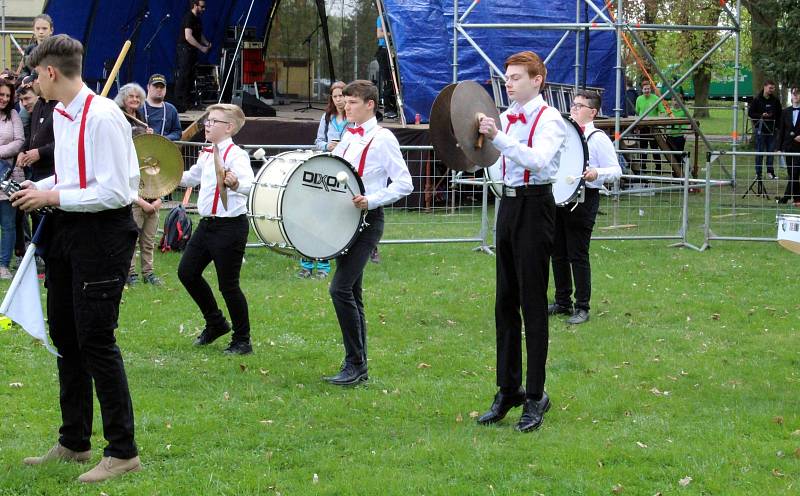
xmin=777 ymin=213 xmax=800 ymax=254
xmin=248 ymin=150 xmax=366 ymax=260
xmin=484 ymin=114 xmax=589 ymax=205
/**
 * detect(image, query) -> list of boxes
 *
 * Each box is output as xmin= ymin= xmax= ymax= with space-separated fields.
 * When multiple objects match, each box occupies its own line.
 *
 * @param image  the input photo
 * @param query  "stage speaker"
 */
xmin=232 ymin=90 xmax=276 ymax=117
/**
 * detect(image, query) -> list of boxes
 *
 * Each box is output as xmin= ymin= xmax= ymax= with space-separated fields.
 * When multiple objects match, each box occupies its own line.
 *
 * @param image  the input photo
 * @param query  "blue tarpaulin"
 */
xmin=384 ymin=0 xmax=618 ymax=122
xmin=42 ymin=1 xmax=617 ymax=121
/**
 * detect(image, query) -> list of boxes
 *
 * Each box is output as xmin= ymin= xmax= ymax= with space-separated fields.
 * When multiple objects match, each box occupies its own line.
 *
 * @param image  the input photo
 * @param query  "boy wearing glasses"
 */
xmin=549 ymin=90 xmax=621 ymax=325
xmin=177 ymin=104 xmax=255 ymax=355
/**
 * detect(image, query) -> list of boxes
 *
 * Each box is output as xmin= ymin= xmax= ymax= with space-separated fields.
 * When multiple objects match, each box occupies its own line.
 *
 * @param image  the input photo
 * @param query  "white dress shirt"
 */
xmin=582 ymin=122 xmax=622 ymax=189
xmin=180 ymin=137 xmax=254 ymax=217
xmin=333 ymin=116 xmax=413 ymax=209
xmin=490 ymin=94 xmax=566 ymax=186
xmin=34 ymin=85 xmax=139 ymax=212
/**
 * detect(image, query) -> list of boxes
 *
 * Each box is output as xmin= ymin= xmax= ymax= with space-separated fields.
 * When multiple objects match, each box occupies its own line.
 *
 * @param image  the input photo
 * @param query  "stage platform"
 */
xmin=179 ymin=103 xmax=429 ymax=147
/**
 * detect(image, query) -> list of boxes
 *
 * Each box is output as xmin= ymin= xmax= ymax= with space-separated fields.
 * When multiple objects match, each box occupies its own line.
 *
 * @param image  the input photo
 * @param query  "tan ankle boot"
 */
xmin=23 ymin=443 xmax=92 ymax=465
xmin=78 ymin=455 xmax=141 ymax=483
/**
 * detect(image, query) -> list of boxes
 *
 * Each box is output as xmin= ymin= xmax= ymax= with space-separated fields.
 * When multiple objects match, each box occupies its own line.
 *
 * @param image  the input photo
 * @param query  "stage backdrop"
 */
xmin=44 ymin=1 xmax=617 ymax=122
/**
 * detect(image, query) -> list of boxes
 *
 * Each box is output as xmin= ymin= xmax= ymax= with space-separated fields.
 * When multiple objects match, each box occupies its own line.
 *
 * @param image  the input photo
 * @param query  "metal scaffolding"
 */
xmin=452 ymin=0 xmax=745 ymax=251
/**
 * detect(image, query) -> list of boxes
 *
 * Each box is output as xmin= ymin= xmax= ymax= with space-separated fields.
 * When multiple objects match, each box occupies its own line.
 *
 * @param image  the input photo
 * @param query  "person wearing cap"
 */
xmin=143 ymin=74 xmax=181 ymax=141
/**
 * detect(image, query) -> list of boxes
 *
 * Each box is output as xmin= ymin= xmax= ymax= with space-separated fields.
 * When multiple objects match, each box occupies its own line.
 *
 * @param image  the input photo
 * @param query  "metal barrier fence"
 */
xmin=703 ymin=150 xmax=800 ymax=247
xmin=174 ymin=142 xmax=490 ymax=249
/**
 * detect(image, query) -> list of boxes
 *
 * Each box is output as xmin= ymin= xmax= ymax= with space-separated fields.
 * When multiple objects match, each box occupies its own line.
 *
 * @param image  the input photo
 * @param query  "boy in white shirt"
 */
xmin=177 ymin=104 xmax=255 ymax=355
xmin=325 ymin=80 xmax=413 ymax=386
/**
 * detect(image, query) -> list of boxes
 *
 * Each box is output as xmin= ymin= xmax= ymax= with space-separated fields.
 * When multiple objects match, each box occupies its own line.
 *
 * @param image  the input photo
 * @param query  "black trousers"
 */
xmin=178 ymin=215 xmax=250 ymax=342
xmin=174 ymin=44 xmax=198 ymax=112
xmin=43 ymin=206 xmax=138 ymax=459
xmin=329 ymin=208 xmax=384 ymax=367
xmin=495 ymin=187 xmax=554 ymax=400
xmin=781 ymin=154 xmax=800 ymax=202
xmin=552 ymin=188 xmax=600 ymax=312
xmin=375 ymin=47 xmax=396 ymax=113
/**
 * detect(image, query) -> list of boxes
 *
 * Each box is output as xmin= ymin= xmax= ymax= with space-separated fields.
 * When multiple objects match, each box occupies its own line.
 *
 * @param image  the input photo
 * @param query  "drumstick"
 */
xmin=475 ymin=112 xmax=486 ymax=149
xmin=336 ymin=171 xmax=356 ymax=198
xmin=123 ymin=112 xmax=149 ymax=129
xmin=100 ymin=40 xmax=132 ymax=97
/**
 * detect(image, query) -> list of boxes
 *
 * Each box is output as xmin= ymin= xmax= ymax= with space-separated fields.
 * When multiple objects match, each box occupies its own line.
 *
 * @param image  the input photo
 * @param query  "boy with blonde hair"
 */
xmin=177 ymin=103 xmax=255 ymax=355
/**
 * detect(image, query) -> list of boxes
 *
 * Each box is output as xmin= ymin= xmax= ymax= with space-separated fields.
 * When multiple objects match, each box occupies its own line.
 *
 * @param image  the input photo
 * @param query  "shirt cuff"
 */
xmin=57 ymin=189 xmax=79 ymax=209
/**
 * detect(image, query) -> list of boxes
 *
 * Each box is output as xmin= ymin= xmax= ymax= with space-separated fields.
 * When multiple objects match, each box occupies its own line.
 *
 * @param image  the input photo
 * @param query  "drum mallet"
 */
xmin=336 ymin=171 xmax=356 ymax=198
xmin=253 ymin=148 xmax=267 ymax=162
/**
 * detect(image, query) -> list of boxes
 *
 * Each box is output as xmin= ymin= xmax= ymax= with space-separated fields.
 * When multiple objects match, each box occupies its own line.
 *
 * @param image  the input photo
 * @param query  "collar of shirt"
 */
xmin=507 ymin=94 xmax=545 ymax=121
xmin=356 ymin=116 xmax=378 ymax=135
xmin=205 ymin=136 xmax=234 ymax=154
xmin=582 ymin=121 xmax=596 ymax=134
xmin=55 ymin=84 xmax=93 ymax=120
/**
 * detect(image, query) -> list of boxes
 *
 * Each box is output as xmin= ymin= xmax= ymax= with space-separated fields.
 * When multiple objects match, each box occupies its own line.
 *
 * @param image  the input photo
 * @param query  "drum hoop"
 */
xmin=555 ymin=113 xmax=590 ymax=206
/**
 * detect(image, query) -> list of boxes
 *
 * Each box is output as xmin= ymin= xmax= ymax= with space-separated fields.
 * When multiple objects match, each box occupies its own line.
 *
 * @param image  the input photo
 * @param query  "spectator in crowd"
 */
xmin=665 ymin=90 xmax=690 ymax=177
xmin=375 ymin=15 xmax=397 ymax=120
xmin=142 ymin=74 xmax=181 ymax=141
xmin=748 ymin=80 xmax=781 ymax=180
xmin=17 ymin=78 xmax=39 ymax=138
xmin=20 ymin=14 xmax=54 ymax=79
xmin=114 ymin=83 xmax=151 ymax=136
xmin=0 ymin=79 xmax=25 ymax=279
xmin=300 ymin=80 xmax=350 ymax=280
xmin=634 ymin=80 xmax=665 ymax=171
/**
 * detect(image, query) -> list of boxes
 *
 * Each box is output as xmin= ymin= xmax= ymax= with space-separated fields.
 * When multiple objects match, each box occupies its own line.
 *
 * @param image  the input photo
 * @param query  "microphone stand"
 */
xmin=297 ymin=23 xmax=324 ymax=112
xmin=144 ymin=13 xmax=171 ymax=82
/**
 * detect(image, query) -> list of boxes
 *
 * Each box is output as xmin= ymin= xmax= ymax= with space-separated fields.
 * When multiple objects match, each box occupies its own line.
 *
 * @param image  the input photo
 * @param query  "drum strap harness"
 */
xmin=54 ymin=93 xmax=95 ymax=188
xmin=502 ymin=105 xmax=548 ymax=185
xmin=210 ymin=143 xmax=235 ymax=215
xmin=344 ymin=127 xmax=383 ymax=177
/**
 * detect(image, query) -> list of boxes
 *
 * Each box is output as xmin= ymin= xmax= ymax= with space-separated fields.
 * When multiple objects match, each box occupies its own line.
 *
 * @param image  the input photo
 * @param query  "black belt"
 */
xmin=201 ymin=214 xmax=246 ymax=223
xmin=52 ymin=204 xmax=132 ymax=220
xmin=502 ymin=184 xmax=552 ymax=198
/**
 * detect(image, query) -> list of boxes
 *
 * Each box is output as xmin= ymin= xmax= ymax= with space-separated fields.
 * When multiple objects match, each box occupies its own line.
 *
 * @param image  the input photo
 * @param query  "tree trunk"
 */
xmin=743 ymin=0 xmax=777 ymax=96
xmin=693 ymin=69 xmax=712 ymax=118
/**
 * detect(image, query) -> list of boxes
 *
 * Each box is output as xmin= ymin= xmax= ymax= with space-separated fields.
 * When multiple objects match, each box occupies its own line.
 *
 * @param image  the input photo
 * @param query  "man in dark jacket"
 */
xmin=776 ymin=87 xmax=800 ymax=205
xmin=16 ymin=72 xmax=57 ymax=238
xmin=748 ymin=80 xmax=781 ymax=179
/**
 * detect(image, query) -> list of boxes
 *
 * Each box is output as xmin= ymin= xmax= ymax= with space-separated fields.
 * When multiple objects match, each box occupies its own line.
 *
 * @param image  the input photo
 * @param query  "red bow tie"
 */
xmin=507 ymin=113 xmax=527 ymax=125
xmin=580 ymin=126 xmax=586 ymax=134
xmin=202 ymin=147 xmax=213 ymax=153
xmin=347 ymin=126 xmax=365 ymax=136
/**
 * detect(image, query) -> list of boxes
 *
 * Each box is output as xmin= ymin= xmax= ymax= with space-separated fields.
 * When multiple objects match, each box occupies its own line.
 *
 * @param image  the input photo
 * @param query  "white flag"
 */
xmin=0 ymin=243 xmax=58 ymax=356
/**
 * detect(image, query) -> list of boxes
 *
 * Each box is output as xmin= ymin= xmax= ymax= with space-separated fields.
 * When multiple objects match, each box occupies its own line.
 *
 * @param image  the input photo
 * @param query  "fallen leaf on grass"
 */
xmin=417 ymin=363 xmax=431 ymax=369
xmin=678 ymin=476 xmax=692 ymax=487
xmin=468 ymin=411 xmax=480 ymax=418
xmin=312 ymin=473 xmax=319 ymax=484
xmin=223 ymin=391 xmax=230 ymax=401
xmin=239 ymin=363 xmax=247 ymax=372
xmin=711 ymin=313 xmax=720 ymax=320
xmin=612 ymin=483 xmax=623 ymax=493
xmin=794 ymin=447 xmax=800 ymax=458
xmin=9 ymin=382 xmax=23 ymax=388
xmin=455 ymin=413 xmax=463 ymax=423
xmin=636 ymin=441 xmax=648 ymax=449
xmin=260 ymin=419 xmax=274 ymax=425
xmin=773 ymin=416 xmax=784 ymax=425
xmin=772 ymin=469 xmax=784 ymax=477
xmin=260 ymin=368 xmax=269 ymax=375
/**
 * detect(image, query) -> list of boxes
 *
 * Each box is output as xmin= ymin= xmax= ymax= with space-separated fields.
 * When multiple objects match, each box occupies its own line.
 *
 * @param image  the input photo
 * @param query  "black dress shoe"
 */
xmin=516 ymin=392 xmax=551 ymax=433
xmin=223 ymin=340 xmax=253 ymax=355
xmin=476 ymin=388 xmax=526 ymax=425
xmin=325 ymin=363 xmax=368 ymax=386
xmin=567 ymin=309 xmax=590 ymax=325
xmin=193 ymin=322 xmax=231 ymax=346
xmin=548 ymin=303 xmax=573 ymax=316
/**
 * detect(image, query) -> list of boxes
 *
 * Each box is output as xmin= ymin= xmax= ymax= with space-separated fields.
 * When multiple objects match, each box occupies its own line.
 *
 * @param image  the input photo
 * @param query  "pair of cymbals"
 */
xmin=430 ymin=81 xmax=501 ymax=172
xmin=134 ymin=134 xmax=183 ymax=198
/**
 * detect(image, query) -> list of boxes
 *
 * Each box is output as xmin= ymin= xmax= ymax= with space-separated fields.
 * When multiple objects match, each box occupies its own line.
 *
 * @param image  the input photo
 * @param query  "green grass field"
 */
xmin=1 ymin=213 xmax=799 ymax=494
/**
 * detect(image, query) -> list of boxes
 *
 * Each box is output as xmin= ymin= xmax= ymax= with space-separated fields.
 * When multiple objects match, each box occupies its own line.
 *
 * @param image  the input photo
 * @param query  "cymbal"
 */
xmin=450 ymin=80 xmax=501 ymax=167
xmin=429 ymin=83 xmax=475 ymax=173
xmin=134 ymin=134 xmax=183 ymax=198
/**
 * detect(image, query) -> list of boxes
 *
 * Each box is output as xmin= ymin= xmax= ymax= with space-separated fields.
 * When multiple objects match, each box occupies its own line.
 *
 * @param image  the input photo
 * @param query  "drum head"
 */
xmin=777 ymin=214 xmax=800 ymax=254
xmin=281 ymin=154 xmax=366 ymax=260
xmin=552 ymin=114 xmax=589 ymax=205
